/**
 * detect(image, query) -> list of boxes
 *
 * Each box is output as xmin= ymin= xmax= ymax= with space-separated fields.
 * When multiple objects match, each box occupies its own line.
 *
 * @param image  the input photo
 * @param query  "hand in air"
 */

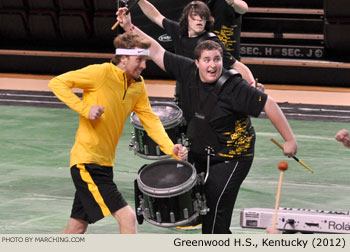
xmin=116 ymin=7 xmax=132 ymax=30
xmin=256 ymin=82 xmax=265 ymax=93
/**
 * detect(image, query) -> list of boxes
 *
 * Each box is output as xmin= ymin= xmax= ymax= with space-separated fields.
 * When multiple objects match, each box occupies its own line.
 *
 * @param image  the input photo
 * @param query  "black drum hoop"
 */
xmin=145 ymin=212 xmax=200 ymax=228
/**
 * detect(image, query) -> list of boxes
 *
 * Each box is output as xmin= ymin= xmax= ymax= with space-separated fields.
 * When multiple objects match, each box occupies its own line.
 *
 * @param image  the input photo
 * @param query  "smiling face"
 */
xmin=122 ymin=55 xmax=147 ymax=80
xmin=195 ymin=49 xmax=223 ymax=83
xmin=112 ymin=32 xmax=151 ymax=79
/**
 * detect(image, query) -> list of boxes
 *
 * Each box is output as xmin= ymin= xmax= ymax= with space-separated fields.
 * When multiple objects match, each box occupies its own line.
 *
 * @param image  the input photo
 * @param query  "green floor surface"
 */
xmin=1 ymin=105 xmax=349 ymax=234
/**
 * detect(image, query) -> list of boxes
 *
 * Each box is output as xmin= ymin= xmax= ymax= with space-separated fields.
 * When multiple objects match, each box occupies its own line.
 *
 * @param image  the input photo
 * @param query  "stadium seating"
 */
xmin=58 ymin=10 xmax=92 ymax=40
xmin=324 ymin=0 xmax=350 ymax=17
xmin=0 ymin=0 xmax=27 ymax=9
xmin=26 ymin=0 xmax=58 ymax=10
xmin=93 ymin=0 xmax=117 ymax=11
xmin=28 ymin=10 xmax=59 ymax=41
xmin=56 ymin=0 xmax=92 ymax=11
xmin=0 ymin=9 xmax=28 ymax=40
xmin=323 ymin=0 xmax=350 ymax=52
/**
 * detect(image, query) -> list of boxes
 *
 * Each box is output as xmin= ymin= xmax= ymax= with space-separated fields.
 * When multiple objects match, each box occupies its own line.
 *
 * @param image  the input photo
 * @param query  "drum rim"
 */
xmin=143 ymin=212 xmax=200 ymax=228
xmin=137 ymin=160 xmax=197 ymax=198
xmin=130 ymin=102 xmax=183 ymax=129
xmin=133 ymin=151 xmax=169 ymax=160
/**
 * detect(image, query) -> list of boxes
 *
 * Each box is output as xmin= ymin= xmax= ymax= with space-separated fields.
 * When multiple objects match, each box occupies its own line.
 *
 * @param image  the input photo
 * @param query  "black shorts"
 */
xmin=70 ymin=163 xmax=127 ymax=224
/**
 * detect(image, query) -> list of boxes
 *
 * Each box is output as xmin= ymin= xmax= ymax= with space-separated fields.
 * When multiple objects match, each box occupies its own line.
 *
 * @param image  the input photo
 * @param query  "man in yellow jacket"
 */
xmin=48 ymin=32 xmax=188 ymax=234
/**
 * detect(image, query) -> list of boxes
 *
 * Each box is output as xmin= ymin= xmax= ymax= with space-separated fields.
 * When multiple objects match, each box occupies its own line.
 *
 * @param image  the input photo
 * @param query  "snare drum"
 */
xmin=130 ymin=102 xmax=183 ymax=160
xmin=134 ymin=159 xmax=207 ymax=227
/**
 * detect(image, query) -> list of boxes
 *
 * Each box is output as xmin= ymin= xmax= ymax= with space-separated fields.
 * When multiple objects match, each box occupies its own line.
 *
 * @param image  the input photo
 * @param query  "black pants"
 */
xmin=191 ymin=156 xmax=253 ymax=234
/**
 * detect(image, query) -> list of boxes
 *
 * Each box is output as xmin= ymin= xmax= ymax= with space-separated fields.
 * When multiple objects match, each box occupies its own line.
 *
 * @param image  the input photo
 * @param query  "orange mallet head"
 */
xmin=278 ymin=161 xmax=288 ymax=171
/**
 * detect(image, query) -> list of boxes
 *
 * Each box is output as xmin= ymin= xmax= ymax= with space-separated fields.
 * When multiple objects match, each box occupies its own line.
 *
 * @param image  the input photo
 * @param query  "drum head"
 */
xmin=137 ymin=159 xmax=196 ymax=197
xmin=131 ymin=102 xmax=183 ymax=129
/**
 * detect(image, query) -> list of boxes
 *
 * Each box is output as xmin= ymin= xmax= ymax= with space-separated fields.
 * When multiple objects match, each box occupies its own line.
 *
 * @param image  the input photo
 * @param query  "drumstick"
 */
xmin=272 ymin=161 xmax=288 ymax=229
xmin=111 ymin=0 xmax=140 ymax=30
xmin=111 ymin=20 xmax=121 ymax=30
xmin=270 ymin=137 xmax=314 ymax=173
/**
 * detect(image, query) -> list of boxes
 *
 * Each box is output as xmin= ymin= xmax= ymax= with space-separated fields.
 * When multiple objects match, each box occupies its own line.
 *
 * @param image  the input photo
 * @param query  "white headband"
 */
xmin=115 ymin=48 xmax=150 ymax=56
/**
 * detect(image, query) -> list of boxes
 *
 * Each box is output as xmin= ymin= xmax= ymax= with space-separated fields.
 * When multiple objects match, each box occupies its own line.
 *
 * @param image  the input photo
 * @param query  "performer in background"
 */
xmin=137 ymin=0 xmax=262 ymax=119
xmin=335 ymin=129 xmax=350 ymax=148
xmin=117 ymin=7 xmax=297 ymax=234
xmin=205 ymin=0 xmax=248 ymax=60
xmin=49 ymin=32 xmax=187 ymax=234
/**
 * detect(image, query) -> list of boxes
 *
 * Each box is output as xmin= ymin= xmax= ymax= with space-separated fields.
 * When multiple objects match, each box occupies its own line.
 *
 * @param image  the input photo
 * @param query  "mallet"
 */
xmin=111 ymin=0 xmax=140 ymax=30
xmin=271 ymin=161 xmax=288 ymax=230
xmin=270 ymin=137 xmax=314 ymax=173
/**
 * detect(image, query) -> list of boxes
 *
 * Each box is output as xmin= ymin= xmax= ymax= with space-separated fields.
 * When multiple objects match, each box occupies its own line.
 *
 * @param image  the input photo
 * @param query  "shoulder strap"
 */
xmin=189 ymin=67 xmax=201 ymax=116
xmin=212 ymin=69 xmax=240 ymax=95
xmin=202 ymin=69 xmax=240 ymax=117
xmin=189 ymin=68 xmax=240 ymax=118
xmin=196 ymin=32 xmax=217 ymax=45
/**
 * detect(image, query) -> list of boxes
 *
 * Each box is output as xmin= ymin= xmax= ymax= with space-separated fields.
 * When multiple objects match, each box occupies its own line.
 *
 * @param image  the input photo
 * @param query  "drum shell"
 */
xmin=130 ymin=102 xmax=183 ymax=159
xmin=141 ymin=188 xmax=199 ymax=227
xmin=135 ymin=159 xmax=201 ymax=227
xmin=132 ymin=126 xmax=181 ymax=159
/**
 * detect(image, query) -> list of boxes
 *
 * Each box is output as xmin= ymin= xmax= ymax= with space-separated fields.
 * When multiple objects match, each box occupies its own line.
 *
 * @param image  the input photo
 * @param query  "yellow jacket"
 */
xmin=48 ymin=62 xmax=176 ymax=167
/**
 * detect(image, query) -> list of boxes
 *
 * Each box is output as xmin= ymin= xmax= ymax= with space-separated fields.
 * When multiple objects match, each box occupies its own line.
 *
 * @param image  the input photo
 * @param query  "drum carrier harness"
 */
xmin=186 ymin=69 xmax=240 ymax=181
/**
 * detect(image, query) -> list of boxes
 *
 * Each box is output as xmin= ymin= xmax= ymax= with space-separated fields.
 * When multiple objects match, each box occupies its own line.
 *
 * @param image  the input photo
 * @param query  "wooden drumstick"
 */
xmin=271 ymin=161 xmax=288 ymax=230
xmin=270 ymin=137 xmax=314 ymax=173
xmin=111 ymin=0 xmax=140 ymax=30
xmin=111 ymin=20 xmax=121 ymax=30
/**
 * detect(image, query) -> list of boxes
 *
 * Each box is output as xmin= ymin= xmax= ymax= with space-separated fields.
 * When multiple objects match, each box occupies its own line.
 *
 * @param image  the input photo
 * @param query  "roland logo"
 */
xmin=328 ymin=221 xmax=350 ymax=231
xmin=158 ymin=34 xmax=172 ymax=42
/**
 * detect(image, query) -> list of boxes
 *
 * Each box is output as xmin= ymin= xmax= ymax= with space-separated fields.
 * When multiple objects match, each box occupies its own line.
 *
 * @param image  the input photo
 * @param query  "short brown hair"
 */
xmin=194 ymin=40 xmax=223 ymax=60
xmin=111 ymin=32 xmax=151 ymax=65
